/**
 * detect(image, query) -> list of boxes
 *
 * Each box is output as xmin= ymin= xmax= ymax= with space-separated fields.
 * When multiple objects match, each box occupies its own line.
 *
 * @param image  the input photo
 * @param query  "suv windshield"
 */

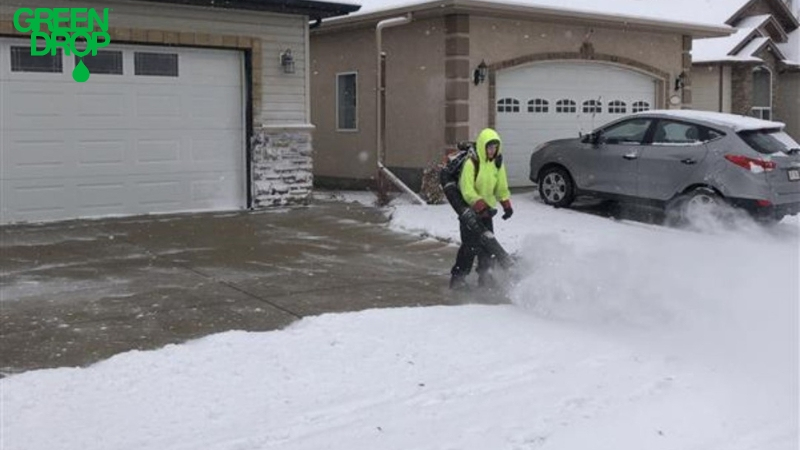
xmin=739 ymin=129 xmax=800 ymax=155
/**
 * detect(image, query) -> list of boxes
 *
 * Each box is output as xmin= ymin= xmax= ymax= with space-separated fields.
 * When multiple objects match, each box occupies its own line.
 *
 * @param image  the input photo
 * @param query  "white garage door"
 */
xmin=496 ymin=62 xmax=657 ymax=186
xmin=0 ymin=38 xmax=245 ymax=224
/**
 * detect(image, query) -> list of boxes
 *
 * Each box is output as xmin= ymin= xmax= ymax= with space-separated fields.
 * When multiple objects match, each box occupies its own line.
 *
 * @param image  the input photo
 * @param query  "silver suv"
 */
xmin=529 ymin=110 xmax=800 ymax=222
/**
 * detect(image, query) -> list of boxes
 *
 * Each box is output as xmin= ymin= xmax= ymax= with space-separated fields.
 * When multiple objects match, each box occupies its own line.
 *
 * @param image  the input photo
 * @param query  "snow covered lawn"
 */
xmin=2 ymin=193 xmax=798 ymax=450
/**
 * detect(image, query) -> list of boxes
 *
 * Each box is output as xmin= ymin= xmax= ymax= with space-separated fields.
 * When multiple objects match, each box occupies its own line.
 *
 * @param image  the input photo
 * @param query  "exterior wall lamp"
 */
xmin=674 ymin=71 xmax=685 ymax=91
xmin=473 ymin=60 xmax=488 ymax=85
xmin=280 ymin=49 xmax=295 ymax=74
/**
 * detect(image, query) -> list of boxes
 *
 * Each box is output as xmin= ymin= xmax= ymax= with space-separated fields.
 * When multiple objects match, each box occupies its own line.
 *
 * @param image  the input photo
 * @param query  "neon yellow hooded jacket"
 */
xmin=459 ymin=128 xmax=511 ymax=209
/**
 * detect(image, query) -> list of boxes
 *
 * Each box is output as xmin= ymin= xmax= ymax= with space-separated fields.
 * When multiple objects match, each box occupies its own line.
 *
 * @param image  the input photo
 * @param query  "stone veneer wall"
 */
xmin=251 ymin=126 xmax=314 ymax=207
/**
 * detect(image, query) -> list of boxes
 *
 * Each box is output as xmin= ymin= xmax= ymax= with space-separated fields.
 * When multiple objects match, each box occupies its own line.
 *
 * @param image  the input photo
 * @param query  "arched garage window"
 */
xmin=582 ymin=99 xmax=602 ymax=114
xmin=632 ymin=101 xmax=650 ymax=113
xmin=751 ymin=66 xmax=772 ymax=120
xmin=528 ymin=99 xmax=549 ymax=113
xmin=497 ymin=98 xmax=520 ymax=113
xmin=555 ymin=99 xmax=576 ymax=113
xmin=608 ymin=100 xmax=627 ymax=114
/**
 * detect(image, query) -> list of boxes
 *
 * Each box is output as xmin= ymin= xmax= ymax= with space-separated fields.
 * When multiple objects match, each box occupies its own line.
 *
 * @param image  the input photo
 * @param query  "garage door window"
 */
xmin=555 ymin=99 xmax=576 ymax=113
xmin=582 ymin=99 xmax=602 ymax=114
xmin=76 ymin=51 xmax=123 ymax=75
xmin=498 ymin=98 xmax=520 ymax=113
xmin=632 ymin=101 xmax=651 ymax=113
xmin=608 ymin=100 xmax=627 ymax=114
xmin=135 ymin=52 xmax=179 ymax=77
xmin=528 ymin=99 xmax=548 ymax=113
xmin=11 ymin=46 xmax=62 ymax=73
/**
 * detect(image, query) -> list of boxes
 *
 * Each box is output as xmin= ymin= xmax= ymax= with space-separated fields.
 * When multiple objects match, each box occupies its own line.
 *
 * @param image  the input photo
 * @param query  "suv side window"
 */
xmin=601 ymin=119 xmax=653 ymax=145
xmin=652 ymin=120 xmax=703 ymax=145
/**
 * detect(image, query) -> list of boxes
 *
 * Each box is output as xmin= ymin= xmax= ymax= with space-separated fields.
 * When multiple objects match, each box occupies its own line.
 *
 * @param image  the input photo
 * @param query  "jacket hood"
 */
xmin=475 ymin=128 xmax=502 ymax=163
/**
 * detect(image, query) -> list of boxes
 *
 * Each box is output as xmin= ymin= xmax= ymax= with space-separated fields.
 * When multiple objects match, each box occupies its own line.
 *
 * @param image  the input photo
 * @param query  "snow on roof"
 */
xmin=689 ymin=1 xmax=800 ymax=66
xmin=340 ymin=0 xmax=745 ymax=28
xmin=638 ymin=109 xmax=785 ymax=132
xmin=693 ymin=26 xmax=757 ymax=62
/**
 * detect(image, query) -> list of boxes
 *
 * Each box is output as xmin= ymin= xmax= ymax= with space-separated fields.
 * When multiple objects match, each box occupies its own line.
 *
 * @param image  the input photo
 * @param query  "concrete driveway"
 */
xmin=0 ymin=197 xmax=460 ymax=375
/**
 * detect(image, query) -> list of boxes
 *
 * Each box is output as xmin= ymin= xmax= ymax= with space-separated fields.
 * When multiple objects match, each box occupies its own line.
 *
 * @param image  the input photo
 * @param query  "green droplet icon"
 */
xmin=73 ymin=60 xmax=90 ymax=83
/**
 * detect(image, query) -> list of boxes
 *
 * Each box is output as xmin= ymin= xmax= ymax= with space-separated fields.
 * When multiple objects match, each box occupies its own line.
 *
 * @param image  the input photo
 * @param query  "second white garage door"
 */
xmin=0 ymin=39 xmax=245 ymax=224
xmin=496 ymin=62 xmax=657 ymax=186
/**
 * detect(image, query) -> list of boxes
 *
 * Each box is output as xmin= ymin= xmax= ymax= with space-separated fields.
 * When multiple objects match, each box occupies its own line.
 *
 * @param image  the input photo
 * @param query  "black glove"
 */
xmin=501 ymin=200 xmax=513 ymax=220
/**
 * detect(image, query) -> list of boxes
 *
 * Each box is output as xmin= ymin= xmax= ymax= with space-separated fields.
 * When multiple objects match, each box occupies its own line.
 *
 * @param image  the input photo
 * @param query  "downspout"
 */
xmin=718 ymin=65 xmax=724 ymax=112
xmin=376 ymin=14 xmax=425 ymax=204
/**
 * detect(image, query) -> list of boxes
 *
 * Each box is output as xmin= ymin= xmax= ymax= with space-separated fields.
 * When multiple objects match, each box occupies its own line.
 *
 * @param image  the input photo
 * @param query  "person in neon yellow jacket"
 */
xmin=450 ymin=128 xmax=513 ymax=290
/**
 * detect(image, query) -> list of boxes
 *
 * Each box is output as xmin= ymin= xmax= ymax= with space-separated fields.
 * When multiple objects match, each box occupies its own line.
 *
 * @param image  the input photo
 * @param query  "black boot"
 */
xmin=449 ymin=274 xmax=469 ymax=290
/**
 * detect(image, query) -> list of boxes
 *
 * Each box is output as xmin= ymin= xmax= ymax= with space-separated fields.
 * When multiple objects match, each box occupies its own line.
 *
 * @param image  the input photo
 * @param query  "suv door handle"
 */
xmin=623 ymin=153 xmax=638 ymax=160
xmin=681 ymin=158 xmax=697 ymax=165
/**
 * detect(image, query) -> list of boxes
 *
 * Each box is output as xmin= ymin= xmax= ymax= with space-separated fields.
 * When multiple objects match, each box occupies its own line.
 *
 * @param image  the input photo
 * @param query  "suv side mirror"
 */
xmin=583 ymin=131 xmax=604 ymax=145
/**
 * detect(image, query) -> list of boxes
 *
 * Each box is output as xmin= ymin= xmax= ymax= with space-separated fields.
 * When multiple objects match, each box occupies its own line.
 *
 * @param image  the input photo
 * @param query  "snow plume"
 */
xmin=510 ymin=224 xmax=798 ymax=416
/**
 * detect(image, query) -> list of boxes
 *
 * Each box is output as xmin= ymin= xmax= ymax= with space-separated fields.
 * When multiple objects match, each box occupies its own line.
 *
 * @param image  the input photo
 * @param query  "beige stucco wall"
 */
xmin=691 ymin=64 xmax=732 ymax=113
xmin=1 ymin=0 xmax=309 ymax=125
xmin=778 ymin=71 xmax=800 ymax=139
xmin=310 ymin=17 xmax=447 ymax=183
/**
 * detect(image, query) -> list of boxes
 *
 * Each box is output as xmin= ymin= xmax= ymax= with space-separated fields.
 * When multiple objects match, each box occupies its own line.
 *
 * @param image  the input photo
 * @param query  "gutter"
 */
xmin=318 ymin=0 xmax=733 ymax=38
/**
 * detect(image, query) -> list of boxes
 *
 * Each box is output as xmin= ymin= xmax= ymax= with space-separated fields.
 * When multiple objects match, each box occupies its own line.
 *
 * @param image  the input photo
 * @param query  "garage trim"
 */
xmin=487 ymin=51 xmax=670 ymax=128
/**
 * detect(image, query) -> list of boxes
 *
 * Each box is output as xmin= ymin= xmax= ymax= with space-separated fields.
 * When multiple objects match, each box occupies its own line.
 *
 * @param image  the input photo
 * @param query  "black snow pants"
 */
xmin=451 ymin=214 xmax=494 ymax=278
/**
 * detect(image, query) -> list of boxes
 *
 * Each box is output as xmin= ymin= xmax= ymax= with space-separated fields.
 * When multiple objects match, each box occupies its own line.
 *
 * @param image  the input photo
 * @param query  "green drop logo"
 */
xmin=73 ymin=59 xmax=90 ymax=83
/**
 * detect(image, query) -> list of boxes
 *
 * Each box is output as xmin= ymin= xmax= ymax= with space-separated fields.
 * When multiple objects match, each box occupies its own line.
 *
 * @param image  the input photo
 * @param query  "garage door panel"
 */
xmin=1 ymin=40 xmax=245 ymax=224
xmin=1 ymin=180 xmax=70 ymax=222
xmin=497 ymin=62 xmax=656 ymax=187
xmin=4 ymin=86 xmax=70 ymax=131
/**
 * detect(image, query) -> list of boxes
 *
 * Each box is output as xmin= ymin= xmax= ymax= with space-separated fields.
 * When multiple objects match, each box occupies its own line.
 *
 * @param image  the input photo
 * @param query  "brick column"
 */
xmin=444 ymin=14 xmax=470 ymax=146
xmin=251 ymin=125 xmax=314 ymax=207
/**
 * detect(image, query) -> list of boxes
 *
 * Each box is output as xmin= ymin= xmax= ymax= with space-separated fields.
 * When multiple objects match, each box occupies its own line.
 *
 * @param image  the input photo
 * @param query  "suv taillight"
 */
xmin=724 ymin=154 xmax=776 ymax=172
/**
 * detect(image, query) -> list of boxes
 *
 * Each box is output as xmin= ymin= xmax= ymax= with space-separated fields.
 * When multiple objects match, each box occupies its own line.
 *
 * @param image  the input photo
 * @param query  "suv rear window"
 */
xmin=739 ymin=129 xmax=800 ymax=155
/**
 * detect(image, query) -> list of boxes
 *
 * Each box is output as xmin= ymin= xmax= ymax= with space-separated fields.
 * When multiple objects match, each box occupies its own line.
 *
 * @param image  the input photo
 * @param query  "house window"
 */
xmin=528 ymin=99 xmax=549 ymax=113
xmin=582 ymin=99 xmax=602 ymax=114
xmin=751 ymin=66 xmax=772 ymax=120
xmin=632 ymin=101 xmax=651 ymax=113
xmin=337 ymin=72 xmax=357 ymax=131
xmin=11 ymin=46 xmax=62 ymax=73
xmin=134 ymin=52 xmax=178 ymax=77
xmin=608 ymin=100 xmax=627 ymax=114
xmin=555 ymin=99 xmax=576 ymax=113
xmin=497 ymin=98 xmax=520 ymax=113
xmin=76 ymin=50 xmax=123 ymax=75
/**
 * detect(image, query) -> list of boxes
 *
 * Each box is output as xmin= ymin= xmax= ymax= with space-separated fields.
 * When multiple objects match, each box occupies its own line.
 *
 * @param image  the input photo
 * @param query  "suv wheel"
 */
xmin=538 ymin=167 xmax=575 ymax=207
xmin=667 ymin=187 xmax=724 ymax=225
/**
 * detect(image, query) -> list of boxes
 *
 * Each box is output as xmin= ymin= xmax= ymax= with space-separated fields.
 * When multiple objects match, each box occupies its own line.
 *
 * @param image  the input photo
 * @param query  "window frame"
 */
xmin=555 ymin=99 xmax=577 ymax=114
xmin=608 ymin=100 xmax=627 ymax=114
xmin=75 ymin=50 xmax=124 ymax=76
xmin=582 ymin=99 xmax=602 ymax=114
xmin=497 ymin=98 xmax=520 ymax=113
xmin=751 ymin=65 xmax=772 ymax=120
xmin=10 ymin=46 xmax=63 ymax=73
xmin=527 ymin=98 xmax=549 ymax=113
xmin=336 ymin=71 xmax=358 ymax=132
xmin=134 ymin=52 xmax=179 ymax=77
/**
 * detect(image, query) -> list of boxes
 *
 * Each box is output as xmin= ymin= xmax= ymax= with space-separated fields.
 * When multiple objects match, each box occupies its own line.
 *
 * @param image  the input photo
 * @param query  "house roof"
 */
xmin=138 ymin=0 xmax=361 ymax=19
xmin=318 ymin=0 xmax=731 ymax=37
xmin=691 ymin=0 xmax=800 ymax=67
